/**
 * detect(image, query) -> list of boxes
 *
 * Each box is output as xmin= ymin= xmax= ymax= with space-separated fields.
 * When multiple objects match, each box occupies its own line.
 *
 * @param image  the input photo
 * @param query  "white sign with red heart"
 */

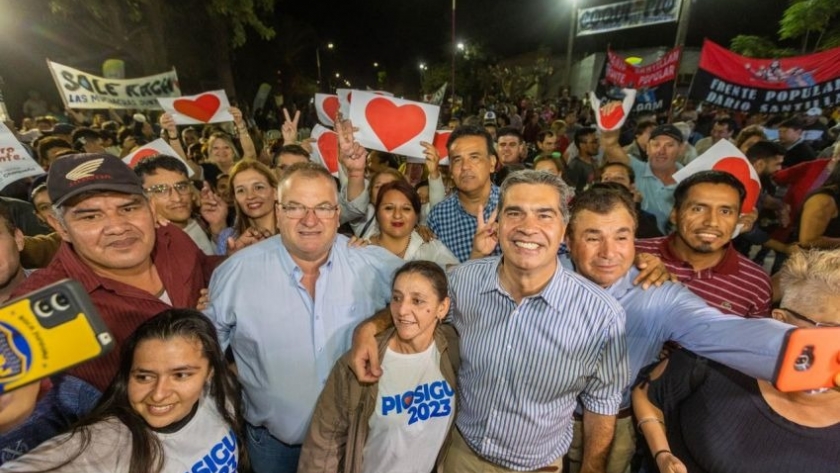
xmin=122 ymin=139 xmax=195 ymax=177
xmin=589 ymin=88 xmax=637 ymax=132
xmin=310 ymin=124 xmax=340 ymax=176
xmin=314 ymin=93 xmax=340 ymax=127
xmin=349 ymin=91 xmax=440 ymax=160
xmin=404 ymin=129 xmax=452 ymax=165
xmin=336 ymin=88 xmax=353 ymax=118
xmin=157 ymin=90 xmax=234 ymax=125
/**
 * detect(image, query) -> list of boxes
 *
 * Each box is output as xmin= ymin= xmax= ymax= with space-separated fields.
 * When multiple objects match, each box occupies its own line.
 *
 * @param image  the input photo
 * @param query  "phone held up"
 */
xmin=0 ymin=280 xmax=113 ymax=393
xmin=774 ymin=327 xmax=840 ymax=392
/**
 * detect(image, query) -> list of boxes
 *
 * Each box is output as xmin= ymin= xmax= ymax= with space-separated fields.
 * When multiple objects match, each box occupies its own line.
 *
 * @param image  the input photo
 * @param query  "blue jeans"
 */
xmin=246 ymin=424 xmax=302 ymax=473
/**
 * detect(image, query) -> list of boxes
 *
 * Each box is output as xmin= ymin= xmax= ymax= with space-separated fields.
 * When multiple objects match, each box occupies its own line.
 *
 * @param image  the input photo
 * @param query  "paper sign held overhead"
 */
xmin=314 ymin=94 xmax=339 ymax=127
xmin=122 ymin=139 xmax=195 ymax=177
xmin=673 ymin=139 xmax=760 ymax=214
xmin=349 ymin=91 xmax=439 ymax=160
xmin=310 ymin=124 xmax=340 ymax=176
xmin=589 ymin=88 xmax=637 ymax=132
xmin=0 ymin=123 xmax=45 ymax=191
xmin=157 ymin=90 xmax=234 ymax=125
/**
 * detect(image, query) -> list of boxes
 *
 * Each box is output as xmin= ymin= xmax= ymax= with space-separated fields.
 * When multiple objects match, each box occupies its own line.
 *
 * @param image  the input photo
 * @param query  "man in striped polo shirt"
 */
xmin=353 ymin=169 xmax=628 ymax=472
xmin=634 ymin=170 xmax=772 ymax=317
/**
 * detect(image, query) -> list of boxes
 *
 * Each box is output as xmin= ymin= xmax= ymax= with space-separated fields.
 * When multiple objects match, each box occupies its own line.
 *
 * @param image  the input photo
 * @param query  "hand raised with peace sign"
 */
xmin=469 ymin=204 xmax=499 ymax=259
xmin=335 ymin=112 xmax=367 ymax=175
xmin=281 ymin=108 xmax=300 ymax=144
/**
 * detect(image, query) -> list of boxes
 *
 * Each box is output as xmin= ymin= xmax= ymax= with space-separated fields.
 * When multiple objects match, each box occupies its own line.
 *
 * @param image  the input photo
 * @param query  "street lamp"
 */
xmin=373 ymin=62 xmax=379 ymax=68
xmin=316 ymin=42 xmax=335 ymax=92
xmin=564 ymin=0 xmax=577 ymax=90
xmin=457 ymin=42 xmax=465 ymax=51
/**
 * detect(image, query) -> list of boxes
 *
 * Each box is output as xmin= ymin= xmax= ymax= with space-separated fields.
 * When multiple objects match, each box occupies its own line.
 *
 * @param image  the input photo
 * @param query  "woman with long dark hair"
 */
xmin=2 ymin=309 xmax=246 ymax=473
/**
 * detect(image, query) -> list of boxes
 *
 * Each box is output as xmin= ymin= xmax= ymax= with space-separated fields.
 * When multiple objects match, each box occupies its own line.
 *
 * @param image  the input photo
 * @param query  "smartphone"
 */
xmin=773 ymin=327 xmax=840 ymax=392
xmin=0 ymin=280 xmax=114 ymax=393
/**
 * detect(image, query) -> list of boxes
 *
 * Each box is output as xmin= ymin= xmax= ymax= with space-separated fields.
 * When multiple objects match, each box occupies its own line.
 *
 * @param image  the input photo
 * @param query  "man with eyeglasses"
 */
xmin=11 ymin=153 xmax=222 ymax=391
xmin=134 ymin=154 xmax=225 ymax=255
xmin=206 ymin=159 xmax=404 ymax=473
xmin=272 ymin=143 xmax=311 ymax=179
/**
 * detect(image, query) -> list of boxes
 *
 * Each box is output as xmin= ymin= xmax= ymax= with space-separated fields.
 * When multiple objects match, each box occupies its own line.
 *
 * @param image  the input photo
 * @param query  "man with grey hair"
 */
xmin=11 ymin=152 xmax=220 ymax=391
xmin=206 ymin=159 xmax=403 ymax=473
xmin=352 ymin=169 xmax=628 ymax=473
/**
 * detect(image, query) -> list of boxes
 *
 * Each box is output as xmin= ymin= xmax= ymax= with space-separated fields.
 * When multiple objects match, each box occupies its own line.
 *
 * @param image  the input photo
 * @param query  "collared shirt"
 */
xmin=427 ymin=185 xmax=501 ymax=262
xmin=629 ymin=157 xmax=682 ymax=234
xmin=635 ymin=235 xmax=772 ymax=317
xmin=205 ymin=234 xmax=402 ymax=445
xmin=12 ymin=226 xmax=220 ymax=391
xmin=604 ymin=266 xmax=789 ymax=407
xmin=449 ymin=257 xmax=628 ymax=470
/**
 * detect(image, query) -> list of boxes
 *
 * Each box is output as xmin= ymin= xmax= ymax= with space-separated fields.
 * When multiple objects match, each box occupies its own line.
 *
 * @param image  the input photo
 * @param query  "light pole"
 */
xmin=564 ymin=0 xmax=577 ymax=90
xmin=315 ymin=42 xmax=334 ymax=92
xmin=451 ymin=0 xmax=456 ymax=102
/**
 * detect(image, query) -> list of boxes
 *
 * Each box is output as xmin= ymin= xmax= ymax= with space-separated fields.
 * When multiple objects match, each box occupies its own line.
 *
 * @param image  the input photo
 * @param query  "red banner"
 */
xmin=605 ymin=47 xmax=681 ymax=88
xmin=689 ymin=40 xmax=840 ymax=113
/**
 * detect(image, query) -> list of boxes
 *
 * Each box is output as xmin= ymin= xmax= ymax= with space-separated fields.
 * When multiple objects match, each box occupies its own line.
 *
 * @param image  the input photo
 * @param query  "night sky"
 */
xmin=0 ymin=0 xmax=790 ymax=118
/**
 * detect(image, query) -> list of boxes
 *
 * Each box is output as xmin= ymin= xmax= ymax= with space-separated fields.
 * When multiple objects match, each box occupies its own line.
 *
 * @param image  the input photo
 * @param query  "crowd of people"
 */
xmin=0 ymin=89 xmax=838 ymax=473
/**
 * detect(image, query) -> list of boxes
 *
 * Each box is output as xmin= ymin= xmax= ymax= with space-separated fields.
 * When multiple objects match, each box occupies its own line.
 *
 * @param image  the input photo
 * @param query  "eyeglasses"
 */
xmin=278 ymin=203 xmax=338 ymax=219
xmin=144 ymin=181 xmax=193 ymax=198
xmin=781 ymin=307 xmax=840 ymax=328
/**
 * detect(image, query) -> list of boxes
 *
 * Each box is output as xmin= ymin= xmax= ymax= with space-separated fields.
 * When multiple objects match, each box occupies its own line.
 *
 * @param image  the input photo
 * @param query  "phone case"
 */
xmin=773 ymin=327 xmax=840 ymax=392
xmin=0 ymin=279 xmax=114 ymax=393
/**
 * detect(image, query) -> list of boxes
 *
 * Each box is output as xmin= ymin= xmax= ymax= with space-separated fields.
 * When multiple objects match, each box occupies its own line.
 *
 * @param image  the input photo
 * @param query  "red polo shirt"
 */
xmin=635 ymin=235 xmax=771 ymax=318
xmin=12 ymin=226 xmax=223 ymax=391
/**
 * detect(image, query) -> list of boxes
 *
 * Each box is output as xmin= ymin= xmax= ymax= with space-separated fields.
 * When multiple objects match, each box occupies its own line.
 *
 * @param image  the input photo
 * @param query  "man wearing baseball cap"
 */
xmin=11 ymin=153 xmax=222 ymax=391
xmin=602 ymin=123 xmax=685 ymax=233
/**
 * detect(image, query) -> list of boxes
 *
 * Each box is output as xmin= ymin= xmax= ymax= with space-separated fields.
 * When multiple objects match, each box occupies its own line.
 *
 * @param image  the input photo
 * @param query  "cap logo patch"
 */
xmin=65 ymin=158 xmax=104 ymax=181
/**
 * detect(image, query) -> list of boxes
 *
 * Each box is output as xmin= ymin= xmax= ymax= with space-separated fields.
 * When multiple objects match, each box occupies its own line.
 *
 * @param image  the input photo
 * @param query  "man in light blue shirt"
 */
xmin=562 ymin=183 xmax=790 ymax=473
xmin=205 ymin=161 xmax=402 ymax=473
xmin=603 ymin=124 xmax=685 ymax=233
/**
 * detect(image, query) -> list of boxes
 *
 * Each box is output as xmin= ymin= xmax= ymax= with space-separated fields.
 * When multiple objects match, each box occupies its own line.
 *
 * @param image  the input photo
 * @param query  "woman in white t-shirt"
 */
xmin=368 ymin=180 xmax=459 ymax=269
xmin=299 ymin=261 xmax=459 ymax=473
xmin=1 ymin=309 xmax=246 ymax=473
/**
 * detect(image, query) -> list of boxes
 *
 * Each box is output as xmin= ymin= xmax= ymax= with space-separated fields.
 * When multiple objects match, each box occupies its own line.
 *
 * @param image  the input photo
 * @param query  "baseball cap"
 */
xmin=484 ymin=111 xmax=497 ymax=125
xmin=44 ymin=123 xmax=76 ymax=136
xmin=47 ymin=153 xmax=145 ymax=207
xmin=649 ymin=124 xmax=685 ymax=144
xmin=806 ymin=107 xmax=822 ymax=117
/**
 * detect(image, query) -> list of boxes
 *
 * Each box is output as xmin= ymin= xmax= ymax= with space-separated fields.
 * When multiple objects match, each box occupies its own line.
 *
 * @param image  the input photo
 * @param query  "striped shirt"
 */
xmin=449 ymin=257 xmax=628 ymax=470
xmin=427 ymin=185 xmax=501 ymax=262
xmin=634 ymin=235 xmax=772 ymax=318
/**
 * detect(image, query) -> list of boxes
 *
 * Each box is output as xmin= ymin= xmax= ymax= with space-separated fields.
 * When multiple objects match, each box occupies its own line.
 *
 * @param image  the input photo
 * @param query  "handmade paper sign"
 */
xmin=314 ymin=93 xmax=339 ymax=127
xmin=122 ymin=139 xmax=195 ymax=177
xmin=310 ymin=124 xmax=340 ymax=175
xmin=157 ymin=90 xmax=233 ymax=125
xmin=589 ymin=88 xmax=637 ymax=131
xmin=0 ymin=123 xmax=45 ymax=191
xmin=673 ymin=139 xmax=760 ymax=214
xmin=336 ymin=88 xmax=353 ymax=118
xmin=432 ymin=130 xmax=451 ymax=166
xmin=349 ymin=91 xmax=439 ymax=160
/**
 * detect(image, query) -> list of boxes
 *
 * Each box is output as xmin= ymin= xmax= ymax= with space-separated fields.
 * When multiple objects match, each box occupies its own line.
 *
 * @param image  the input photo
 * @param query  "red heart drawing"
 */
xmin=365 ymin=98 xmax=427 ymax=151
xmin=323 ymin=96 xmax=339 ymax=122
xmin=173 ymin=94 xmax=221 ymax=123
xmin=347 ymin=92 xmax=353 ymax=103
xmin=317 ymin=131 xmax=339 ymax=174
xmin=600 ymin=103 xmax=626 ymax=130
xmin=433 ymin=131 xmax=451 ymax=159
xmin=711 ymin=157 xmax=760 ymax=213
xmin=128 ymin=148 xmax=159 ymax=168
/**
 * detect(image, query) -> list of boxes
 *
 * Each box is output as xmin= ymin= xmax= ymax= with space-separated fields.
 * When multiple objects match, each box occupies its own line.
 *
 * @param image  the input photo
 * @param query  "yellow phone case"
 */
xmin=0 ymin=279 xmax=113 ymax=392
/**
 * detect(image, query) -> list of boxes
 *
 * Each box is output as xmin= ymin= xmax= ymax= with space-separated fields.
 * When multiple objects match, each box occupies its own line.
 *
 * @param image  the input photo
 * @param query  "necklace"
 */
xmin=396 ymin=233 xmax=412 ymax=259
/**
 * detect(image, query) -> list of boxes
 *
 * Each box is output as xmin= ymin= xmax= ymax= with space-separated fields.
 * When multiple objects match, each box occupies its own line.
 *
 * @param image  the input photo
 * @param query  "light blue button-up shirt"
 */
xmin=630 ymin=157 xmax=682 ymax=234
xmin=205 ymin=234 xmax=402 ymax=444
xmin=450 ymin=257 xmax=628 ymax=470
xmin=606 ymin=267 xmax=789 ymax=407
